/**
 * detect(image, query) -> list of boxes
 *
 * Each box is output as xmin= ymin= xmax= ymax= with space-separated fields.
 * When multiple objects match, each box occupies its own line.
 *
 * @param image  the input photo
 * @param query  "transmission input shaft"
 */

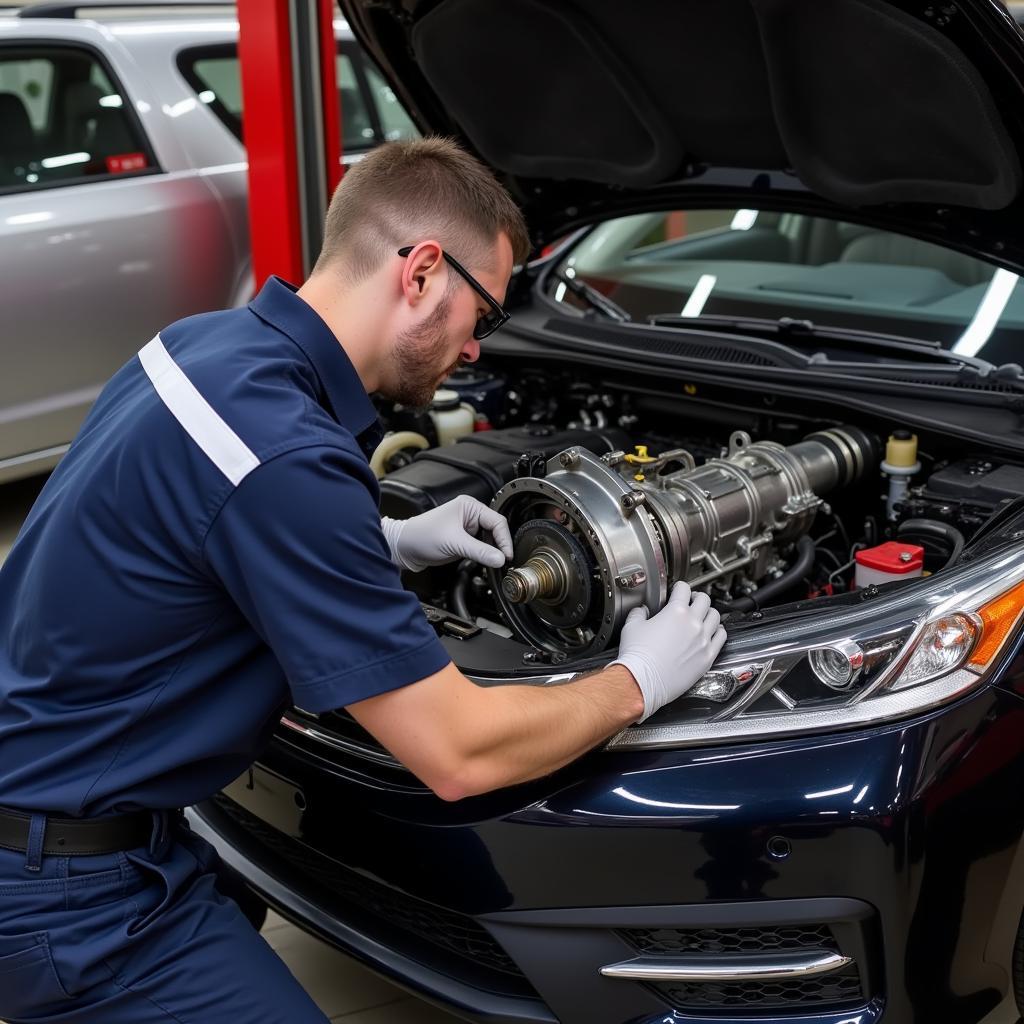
xmin=502 ymin=550 xmax=568 ymax=604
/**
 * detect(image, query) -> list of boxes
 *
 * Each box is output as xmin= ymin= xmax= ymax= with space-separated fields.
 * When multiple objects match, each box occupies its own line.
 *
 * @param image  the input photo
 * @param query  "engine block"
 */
xmin=490 ymin=426 xmax=875 ymax=656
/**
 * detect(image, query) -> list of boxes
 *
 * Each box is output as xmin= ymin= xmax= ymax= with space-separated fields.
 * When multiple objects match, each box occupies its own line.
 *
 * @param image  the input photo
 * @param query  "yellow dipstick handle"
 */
xmin=623 ymin=444 xmax=656 ymax=483
xmin=623 ymin=444 xmax=657 ymax=465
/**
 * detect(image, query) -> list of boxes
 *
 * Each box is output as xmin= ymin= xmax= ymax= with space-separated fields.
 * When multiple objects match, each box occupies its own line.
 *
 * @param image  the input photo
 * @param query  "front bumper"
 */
xmin=192 ymin=682 xmax=1024 ymax=1024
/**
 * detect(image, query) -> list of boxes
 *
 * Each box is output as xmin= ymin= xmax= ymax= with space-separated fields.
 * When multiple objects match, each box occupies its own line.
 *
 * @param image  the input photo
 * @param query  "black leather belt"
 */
xmin=0 ymin=806 xmax=158 ymax=856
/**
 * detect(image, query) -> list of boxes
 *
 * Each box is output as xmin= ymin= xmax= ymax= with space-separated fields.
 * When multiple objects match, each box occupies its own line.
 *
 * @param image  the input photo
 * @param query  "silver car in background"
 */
xmin=0 ymin=3 xmax=416 ymax=483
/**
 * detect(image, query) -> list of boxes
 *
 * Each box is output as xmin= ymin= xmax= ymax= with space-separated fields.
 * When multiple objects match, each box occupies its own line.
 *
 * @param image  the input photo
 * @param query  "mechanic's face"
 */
xmin=385 ymin=236 xmax=513 ymax=410
xmin=386 ymin=288 xmax=459 ymax=409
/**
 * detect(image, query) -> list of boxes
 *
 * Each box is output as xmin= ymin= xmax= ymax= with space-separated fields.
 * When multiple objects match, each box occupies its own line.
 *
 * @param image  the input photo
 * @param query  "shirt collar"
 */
xmin=248 ymin=276 xmax=382 ymax=450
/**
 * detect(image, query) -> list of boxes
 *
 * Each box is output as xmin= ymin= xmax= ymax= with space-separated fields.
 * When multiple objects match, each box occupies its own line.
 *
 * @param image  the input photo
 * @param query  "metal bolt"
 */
xmin=559 ymin=449 xmax=580 ymax=469
xmin=899 ymin=551 xmax=913 ymax=563
xmin=621 ymin=490 xmax=646 ymax=514
xmin=615 ymin=569 xmax=648 ymax=590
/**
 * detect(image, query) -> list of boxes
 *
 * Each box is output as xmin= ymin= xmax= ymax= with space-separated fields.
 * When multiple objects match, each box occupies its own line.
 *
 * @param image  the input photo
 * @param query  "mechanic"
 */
xmin=0 ymin=138 xmax=725 ymax=1023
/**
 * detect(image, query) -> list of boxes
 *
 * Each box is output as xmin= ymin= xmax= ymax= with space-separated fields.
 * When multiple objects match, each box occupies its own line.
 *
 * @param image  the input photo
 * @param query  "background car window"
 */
xmin=0 ymin=57 xmax=53 ymax=130
xmin=178 ymin=46 xmax=417 ymax=152
xmin=191 ymin=55 xmax=242 ymax=117
xmin=336 ymin=52 xmax=374 ymax=149
xmin=363 ymin=64 xmax=417 ymax=142
xmin=0 ymin=46 xmax=153 ymax=192
xmin=551 ymin=208 xmax=1024 ymax=362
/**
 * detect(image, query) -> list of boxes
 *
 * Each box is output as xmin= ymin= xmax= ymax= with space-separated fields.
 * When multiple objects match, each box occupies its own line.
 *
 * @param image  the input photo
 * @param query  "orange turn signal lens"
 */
xmin=968 ymin=578 xmax=1024 ymax=669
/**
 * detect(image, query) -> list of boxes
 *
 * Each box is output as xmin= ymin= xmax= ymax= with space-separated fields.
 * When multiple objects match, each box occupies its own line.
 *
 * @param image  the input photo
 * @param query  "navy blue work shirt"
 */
xmin=0 ymin=277 xmax=450 ymax=816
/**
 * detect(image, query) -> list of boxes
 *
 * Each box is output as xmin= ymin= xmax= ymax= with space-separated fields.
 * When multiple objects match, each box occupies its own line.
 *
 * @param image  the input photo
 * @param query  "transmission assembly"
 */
xmin=489 ymin=426 xmax=876 ymax=657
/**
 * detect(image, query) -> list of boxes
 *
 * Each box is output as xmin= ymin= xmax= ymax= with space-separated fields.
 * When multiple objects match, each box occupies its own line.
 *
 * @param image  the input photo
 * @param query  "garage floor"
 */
xmin=260 ymin=910 xmax=462 ymax=1022
xmin=0 ymin=475 xmax=463 ymax=1024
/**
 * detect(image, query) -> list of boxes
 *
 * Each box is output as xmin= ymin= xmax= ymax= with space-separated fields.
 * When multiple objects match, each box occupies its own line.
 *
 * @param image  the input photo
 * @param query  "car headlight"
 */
xmin=604 ymin=546 xmax=1024 ymax=751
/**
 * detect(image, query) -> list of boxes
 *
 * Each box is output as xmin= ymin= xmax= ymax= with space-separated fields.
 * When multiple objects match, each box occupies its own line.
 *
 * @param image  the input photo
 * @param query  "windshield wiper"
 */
xmin=647 ymin=312 xmax=1024 ymax=388
xmin=649 ymin=312 xmax=1011 ymax=370
xmin=553 ymin=270 xmax=632 ymax=323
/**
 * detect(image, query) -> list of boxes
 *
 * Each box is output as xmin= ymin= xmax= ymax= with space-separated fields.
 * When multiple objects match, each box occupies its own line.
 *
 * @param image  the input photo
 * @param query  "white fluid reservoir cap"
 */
xmin=430 ymin=389 xmax=461 ymax=410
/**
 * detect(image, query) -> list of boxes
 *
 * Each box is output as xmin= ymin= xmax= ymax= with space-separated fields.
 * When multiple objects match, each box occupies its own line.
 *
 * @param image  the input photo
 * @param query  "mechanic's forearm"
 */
xmin=347 ymin=661 xmax=644 ymax=801
xmin=449 ymin=665 xmax=643 ymax=797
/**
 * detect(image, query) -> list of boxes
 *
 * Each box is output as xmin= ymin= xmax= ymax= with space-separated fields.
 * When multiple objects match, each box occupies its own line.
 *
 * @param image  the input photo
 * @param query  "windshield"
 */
xmin=549 ymin=209 xmax=1024 ymax=363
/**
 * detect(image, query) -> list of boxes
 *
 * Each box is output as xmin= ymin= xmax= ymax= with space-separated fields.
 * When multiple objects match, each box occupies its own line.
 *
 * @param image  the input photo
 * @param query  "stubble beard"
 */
xmin=384 ymin=292 xmax=460 ymax=410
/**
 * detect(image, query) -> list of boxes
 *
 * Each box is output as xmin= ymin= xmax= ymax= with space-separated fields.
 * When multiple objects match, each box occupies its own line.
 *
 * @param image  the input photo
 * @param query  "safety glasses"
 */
xmin=398 ymin=245 xmax=510 ymax=340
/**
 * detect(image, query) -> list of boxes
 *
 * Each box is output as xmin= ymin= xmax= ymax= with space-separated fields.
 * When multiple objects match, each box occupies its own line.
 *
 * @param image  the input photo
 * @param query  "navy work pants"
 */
xmin=0 ymin=814 xmax=328 ymax=1023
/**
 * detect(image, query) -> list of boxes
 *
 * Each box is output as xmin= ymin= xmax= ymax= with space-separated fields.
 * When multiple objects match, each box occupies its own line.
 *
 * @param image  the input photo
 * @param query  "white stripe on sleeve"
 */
xmin=138 ymin=334 xmax=260 ymax=487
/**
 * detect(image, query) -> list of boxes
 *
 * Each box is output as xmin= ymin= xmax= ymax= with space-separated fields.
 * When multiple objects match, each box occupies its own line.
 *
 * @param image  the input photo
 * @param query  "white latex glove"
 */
xmin=381 ymin=495 xmax=514 ymax=573
xmin=609 ymin=581 xmax=727 ymax=722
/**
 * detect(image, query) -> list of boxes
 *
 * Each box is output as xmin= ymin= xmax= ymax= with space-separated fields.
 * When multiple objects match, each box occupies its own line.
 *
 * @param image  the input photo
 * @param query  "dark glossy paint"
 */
xmin=196 ymin=635 xmax=1024 ymax=1024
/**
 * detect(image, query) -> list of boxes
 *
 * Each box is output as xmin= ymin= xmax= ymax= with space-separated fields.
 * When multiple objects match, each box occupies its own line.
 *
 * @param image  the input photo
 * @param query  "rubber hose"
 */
xmin=897 ymin=518 xmax=965 ymax=570
xmin=722 ymin=535 xmax=817 ymax=613
xmin=451 ymin=559 xmax=475 ymax=621
xmin=368 ymin=430 xmax=430 ymax=478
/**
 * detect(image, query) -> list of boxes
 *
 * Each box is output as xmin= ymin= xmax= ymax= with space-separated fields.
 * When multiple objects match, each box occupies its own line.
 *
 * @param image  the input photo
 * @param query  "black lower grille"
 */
xmin=627 ymin=924 xmax=868 ymax=1012
xmin=209 ymin=794 xmax=524 ymax=979
xmin=652 ymin=967 xmax=864 ymax=1011
xmin=621 ymin=924 xmax=839 ymax=955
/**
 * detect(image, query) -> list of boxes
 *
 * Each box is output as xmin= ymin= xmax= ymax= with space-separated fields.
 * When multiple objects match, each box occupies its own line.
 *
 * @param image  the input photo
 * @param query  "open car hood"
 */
xmin=339 ymin=0 xmax=1024 ymax=266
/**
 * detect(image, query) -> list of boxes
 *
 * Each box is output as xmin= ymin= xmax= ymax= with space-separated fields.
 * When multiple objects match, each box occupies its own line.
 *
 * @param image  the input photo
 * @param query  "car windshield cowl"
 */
xmin=536 ymin=302 xmax=1024 ymax=399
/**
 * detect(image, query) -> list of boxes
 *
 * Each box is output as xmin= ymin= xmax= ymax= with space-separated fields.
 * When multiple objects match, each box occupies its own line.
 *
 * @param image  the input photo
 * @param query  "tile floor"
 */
xmin=0 ymin=475 xmax=465 ymax=1023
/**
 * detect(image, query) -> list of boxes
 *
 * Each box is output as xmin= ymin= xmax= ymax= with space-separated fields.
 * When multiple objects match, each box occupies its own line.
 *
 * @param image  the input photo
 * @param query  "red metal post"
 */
xmin=318 ymin=0 xmax=343 ymax=194
xmin=238 ymin=0 xmax=304 ymax=288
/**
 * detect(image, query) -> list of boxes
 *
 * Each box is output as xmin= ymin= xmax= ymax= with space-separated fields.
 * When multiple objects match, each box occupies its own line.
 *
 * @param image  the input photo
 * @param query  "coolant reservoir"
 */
xmin=880 ymin=430 xmax=920 ymax=520
xmin=428 ymin=389 xmax=475 ymax=446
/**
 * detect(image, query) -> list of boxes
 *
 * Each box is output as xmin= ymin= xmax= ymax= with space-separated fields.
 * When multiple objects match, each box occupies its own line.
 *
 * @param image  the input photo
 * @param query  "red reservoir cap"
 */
xmin=855 ymin=541 xmax=924 ymax=574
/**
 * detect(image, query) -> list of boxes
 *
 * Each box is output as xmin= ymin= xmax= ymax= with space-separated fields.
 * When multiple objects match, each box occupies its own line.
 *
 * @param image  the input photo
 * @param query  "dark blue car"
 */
xmin=190 ymin=1 xmax=1024 ymax=1021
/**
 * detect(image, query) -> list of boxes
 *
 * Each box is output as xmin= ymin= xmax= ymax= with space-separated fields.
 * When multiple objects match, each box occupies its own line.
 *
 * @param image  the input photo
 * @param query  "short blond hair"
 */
xmin=314 ymin=137 xmax=530 ymax=281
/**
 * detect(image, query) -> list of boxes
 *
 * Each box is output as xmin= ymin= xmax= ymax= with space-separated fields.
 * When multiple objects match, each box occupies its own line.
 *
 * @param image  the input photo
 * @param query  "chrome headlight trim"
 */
xmin=603 ymin=545 xmax=1024 ymax=751
xmin=605 ymin=668 xmax=980 ymax=750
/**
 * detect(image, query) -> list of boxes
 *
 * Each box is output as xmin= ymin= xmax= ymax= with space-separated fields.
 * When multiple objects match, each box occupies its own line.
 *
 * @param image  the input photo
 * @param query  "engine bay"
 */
xmin=375 ymin=360 xmax=1024 ymax=668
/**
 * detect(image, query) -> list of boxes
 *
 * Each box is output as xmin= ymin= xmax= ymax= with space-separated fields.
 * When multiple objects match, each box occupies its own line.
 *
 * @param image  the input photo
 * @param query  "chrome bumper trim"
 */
xmin=599 ymin=950 xmax=853 ymax=981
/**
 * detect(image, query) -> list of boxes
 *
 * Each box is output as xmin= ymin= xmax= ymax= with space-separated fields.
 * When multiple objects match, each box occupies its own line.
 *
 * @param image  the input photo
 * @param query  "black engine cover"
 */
xmin=378 ymin=424 xmax=629 ymax=520
xmin=925 ymin=459 xmax=1024 ymax=508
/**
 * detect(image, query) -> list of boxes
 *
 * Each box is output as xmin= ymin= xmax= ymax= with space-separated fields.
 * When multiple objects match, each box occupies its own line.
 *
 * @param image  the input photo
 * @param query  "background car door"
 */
xmin=0 ymin=40 xmax=238 ymax=481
